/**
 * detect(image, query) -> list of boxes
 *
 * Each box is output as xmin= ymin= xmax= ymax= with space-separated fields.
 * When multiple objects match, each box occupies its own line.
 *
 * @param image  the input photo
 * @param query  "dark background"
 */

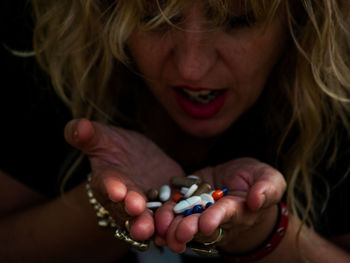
xmin=0 ymin=1 xmax=75 ymax=196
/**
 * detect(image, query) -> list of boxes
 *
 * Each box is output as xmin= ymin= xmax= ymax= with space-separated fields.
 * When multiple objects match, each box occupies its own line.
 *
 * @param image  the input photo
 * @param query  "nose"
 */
xmin=172 ymin=8 xmax=217 ymax=82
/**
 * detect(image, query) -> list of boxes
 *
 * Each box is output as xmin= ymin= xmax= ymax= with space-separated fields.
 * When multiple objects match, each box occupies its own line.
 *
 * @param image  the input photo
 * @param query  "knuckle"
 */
xmin=268 ymin=183 xmax=279 ymax=196
xmin=242 ymin=215 xmax=257 ymax=229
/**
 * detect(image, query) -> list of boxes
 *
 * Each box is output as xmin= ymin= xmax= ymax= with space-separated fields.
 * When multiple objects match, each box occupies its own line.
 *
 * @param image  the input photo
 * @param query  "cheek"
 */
xmin=230 ymin=29 xmax=286 ymax=88
xmin=127 ymin=34 xmax=167 ymax=81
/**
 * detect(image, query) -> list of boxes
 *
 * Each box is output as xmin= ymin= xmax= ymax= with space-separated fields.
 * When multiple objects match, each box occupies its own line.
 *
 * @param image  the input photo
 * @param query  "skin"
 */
xmin=125 ymin=2 xmax=289 ymax=251
xmin=63 ymin=120 xmax=350 ymax=263
xmin=63 ymin=119 xmax=186 ymax=241
xmin=2 ymin=119 xmax=349 ymax=261
xmin=2 ymin=1 xmax=349 ymax=262
xmin=69 ymin=0 xmax=290 ymax=254
xmin=67 ymin=1 xmax=289 ymax=250
xmin=64 ymin=119 xmax=286 ymax=252
xmin=154 ymin=159 xmax=286 ymax=253
xmin=127 ymin=3 xmax=287 ymax=138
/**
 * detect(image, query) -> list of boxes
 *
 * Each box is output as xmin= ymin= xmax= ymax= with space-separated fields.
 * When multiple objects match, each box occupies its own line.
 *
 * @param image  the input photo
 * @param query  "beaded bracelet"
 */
xmin=86 ymin=174 xmax=117 ymax=228
xmin=220 ymin=201 xmax=289 ymax=262
xmin=86 ymin=173 xmax=149 ymax=251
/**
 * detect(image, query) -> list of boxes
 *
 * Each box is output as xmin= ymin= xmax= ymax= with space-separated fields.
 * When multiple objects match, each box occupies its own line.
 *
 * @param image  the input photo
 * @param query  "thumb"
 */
xmin=64 ymin=118 xmax=101 ymax=153
xmin=246 ymin=169 xmax=286 ymax=211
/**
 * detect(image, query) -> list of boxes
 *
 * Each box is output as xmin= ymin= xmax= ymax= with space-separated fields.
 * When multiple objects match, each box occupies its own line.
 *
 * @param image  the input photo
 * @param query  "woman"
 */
xmin=1 ymin=0 xmax=350 ymax=262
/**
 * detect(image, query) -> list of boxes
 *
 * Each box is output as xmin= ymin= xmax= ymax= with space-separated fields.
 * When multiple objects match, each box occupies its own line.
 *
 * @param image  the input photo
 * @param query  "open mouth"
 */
xmin=173 ymin=86 xmax=228 ymax=118
xmin=176 ymin=87 xmax=225 ymax=104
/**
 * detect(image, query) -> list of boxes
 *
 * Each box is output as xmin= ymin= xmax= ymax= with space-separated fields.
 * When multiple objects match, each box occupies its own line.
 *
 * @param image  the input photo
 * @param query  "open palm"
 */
xmin=155 ymin=158 xmax=286 ymax=253
xmin=65 ymin=118 xmax=185 ymax=240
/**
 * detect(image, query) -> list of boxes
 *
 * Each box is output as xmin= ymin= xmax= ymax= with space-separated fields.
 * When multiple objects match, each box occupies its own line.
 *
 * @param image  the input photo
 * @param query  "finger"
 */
xmin=154 ymin=235 xmax=167 ymax=246
xmin=124 ymin=190 xmax=146 ymax=216
xmin=166 ymin=216 xmax=187 ymax=253
xmin=92 ymin=169 xmax=146 ymax=216
xmin=130 ymin=210 xmax=155 ymax=240
xmin=175 ymin=214 xmax=201 ymax=243
xmin=154 ymin=201 xmax=176 ymax=237
xmin=247 ymin=168 xmax=286 ymax=211
xmin=193 ymin=227 xmax=222 ymax=244
xmin=64 ymin=118 xmax=100 ymax=152
xmin=103 ymin=175 xmax=127 ymax=202
xmin=198 ymin=196 xmax=246 ymax=235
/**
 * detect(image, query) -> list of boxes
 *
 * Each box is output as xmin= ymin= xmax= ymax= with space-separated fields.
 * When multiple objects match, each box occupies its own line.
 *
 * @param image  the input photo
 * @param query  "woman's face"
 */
xmin=127 ymin=3 xmax=287 ymax=138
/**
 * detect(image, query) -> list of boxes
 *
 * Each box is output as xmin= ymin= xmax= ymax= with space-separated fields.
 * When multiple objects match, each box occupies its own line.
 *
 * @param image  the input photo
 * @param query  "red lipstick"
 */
xmin=173 ymin=86 xmax=227 ymax=119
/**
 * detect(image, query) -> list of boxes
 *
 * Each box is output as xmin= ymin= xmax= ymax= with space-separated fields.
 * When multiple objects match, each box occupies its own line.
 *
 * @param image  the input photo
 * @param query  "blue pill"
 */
xmin=205 ymin=202 xmax=214 ymax=208
xmin=178 ymin=197 xmax=187 ymax=203
xmin=183 ymin=209 xmax=193 ymax=217
xmin=220 ymin=187 xmax=228 ymax=196
xmin=192 ymin=204 xmax=204 ymax=213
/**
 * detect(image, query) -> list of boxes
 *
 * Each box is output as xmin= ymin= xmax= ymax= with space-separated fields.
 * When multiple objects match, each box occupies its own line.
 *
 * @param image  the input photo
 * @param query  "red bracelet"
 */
xmin=221 ymin=201 xmax=289 ymax=262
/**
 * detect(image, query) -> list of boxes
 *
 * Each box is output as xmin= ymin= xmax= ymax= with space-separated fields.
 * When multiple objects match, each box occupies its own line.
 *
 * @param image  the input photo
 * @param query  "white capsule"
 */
xmin=187 ymin=174 xmax=200 ymax=180
xmin=159 ymin=185 xmax=171 ymax=202
xmin=146 ymin=201 xmax=162 ymax=209
xmin=200 ymin=193 xmax=215 ymax=206
xmin=173 ymin=196 xmax=201 ymax=214
xmin=186 ymin=195 xmax=202 ymax=206
xmin=180 ymin=187 xmax=189 ymax=195
xmin=173 ymin=200 xmax=190 ymax=214
xmin=184 ymin=184 xmax=198 ymax=198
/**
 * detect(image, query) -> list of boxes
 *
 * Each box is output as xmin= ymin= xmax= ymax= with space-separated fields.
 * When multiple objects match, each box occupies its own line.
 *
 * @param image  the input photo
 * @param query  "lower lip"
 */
xmin=174 ymin=89 xmax=227 ymax=119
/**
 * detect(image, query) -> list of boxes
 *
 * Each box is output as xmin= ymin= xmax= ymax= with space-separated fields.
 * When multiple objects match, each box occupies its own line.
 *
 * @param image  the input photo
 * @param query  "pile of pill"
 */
xmin=145 ymin=175 xmax=227 ymax=216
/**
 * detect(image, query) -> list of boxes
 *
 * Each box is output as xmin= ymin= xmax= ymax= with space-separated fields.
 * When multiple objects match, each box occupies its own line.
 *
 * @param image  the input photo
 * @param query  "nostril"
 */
xmin=176 ymin=53 xmax=213 ymax=81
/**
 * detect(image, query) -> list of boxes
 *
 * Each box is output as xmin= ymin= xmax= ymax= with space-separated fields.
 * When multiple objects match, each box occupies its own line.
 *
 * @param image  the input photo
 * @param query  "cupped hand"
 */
xmin=154 ymin=158 xmax=286 ymax=253
xmin=64 ymin=118 xmax=185 ymax=240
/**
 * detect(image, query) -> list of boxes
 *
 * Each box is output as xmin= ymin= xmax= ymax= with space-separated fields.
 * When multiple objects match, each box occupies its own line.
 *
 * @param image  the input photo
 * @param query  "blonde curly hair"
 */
xmin=31 ymin=0 xmax=350 ymax=227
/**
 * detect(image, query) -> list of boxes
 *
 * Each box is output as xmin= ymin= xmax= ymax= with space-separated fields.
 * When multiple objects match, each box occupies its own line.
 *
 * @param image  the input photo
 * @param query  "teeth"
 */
xmin=180 ymin=88 xmax=221 ymax=104
xmin=183 ymin=89 xmax=212 ymax=97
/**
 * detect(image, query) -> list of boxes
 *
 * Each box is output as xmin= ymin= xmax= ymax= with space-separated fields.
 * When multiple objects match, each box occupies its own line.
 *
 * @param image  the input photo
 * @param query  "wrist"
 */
xmin=219 ymin=202 xmax=288 ymax=262
xmin=218 ymin=203 xmax=279 ymax=254
xmin=85 ymin=173 xmax=150 ymax=251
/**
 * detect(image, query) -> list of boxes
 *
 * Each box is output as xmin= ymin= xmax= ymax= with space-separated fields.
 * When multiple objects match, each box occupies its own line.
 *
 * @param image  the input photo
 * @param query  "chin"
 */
xmin=177 ymin=120 xmax=230 ymax=138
